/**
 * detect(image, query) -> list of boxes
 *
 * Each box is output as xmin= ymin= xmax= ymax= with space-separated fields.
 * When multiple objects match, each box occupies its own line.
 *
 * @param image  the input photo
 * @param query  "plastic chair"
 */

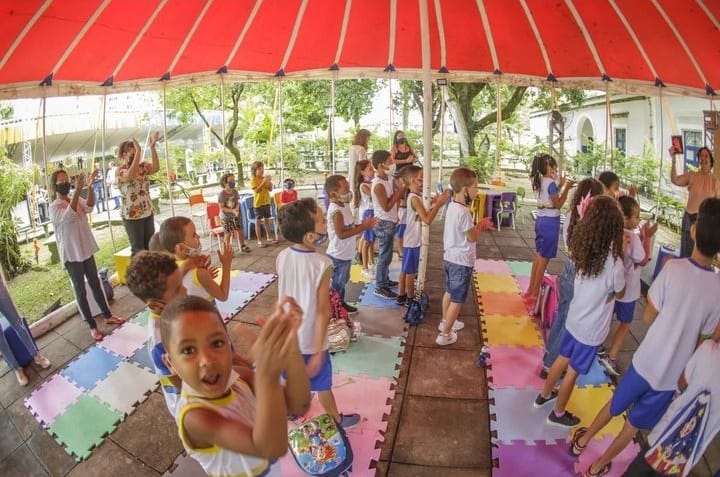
xmin=188 ymin=192 xmax=207 ymax=235
xmin=206 ymin=202 xmax=235 ymax=252
xmin=241 ymin=196 xmax=257 ymax=240
xmin=494 ymin=192 xmax=516 ymax=231
xmin=515 ymin=186 xmax=526 ymax=223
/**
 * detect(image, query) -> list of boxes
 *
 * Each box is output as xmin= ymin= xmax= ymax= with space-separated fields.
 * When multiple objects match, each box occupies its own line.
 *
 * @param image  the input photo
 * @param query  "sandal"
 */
xmin=569 ymin=426 xmax=588 ymax=457
xmin=34 ymin=354 xmax=51 ymax=369
xmin=241 ymin=244 xmax=251 ymax=253
xmin=90 ymin=329 xmax=104 ymax=341
xmin=15 ymin=369 xmax=29 ymax=386
xmin=583 ymin=462 xmax=611 ymax=477
xmin=105 ymin=315 xmax=126 ymax=326
xmin=257 ymin=242 xmax=267 ymax=248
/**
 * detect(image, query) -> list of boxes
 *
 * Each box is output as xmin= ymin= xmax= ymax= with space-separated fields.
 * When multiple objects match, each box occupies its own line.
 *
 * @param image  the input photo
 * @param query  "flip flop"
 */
xmin=257 ymin=242 xmax=267 ymax=248
xmin=241 ymin=244 xmax=251 ymax=253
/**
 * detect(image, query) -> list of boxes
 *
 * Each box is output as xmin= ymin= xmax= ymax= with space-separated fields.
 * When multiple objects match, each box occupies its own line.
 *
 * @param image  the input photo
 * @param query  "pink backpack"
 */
xmin=535 ymin=275 xmax=558 ymax=339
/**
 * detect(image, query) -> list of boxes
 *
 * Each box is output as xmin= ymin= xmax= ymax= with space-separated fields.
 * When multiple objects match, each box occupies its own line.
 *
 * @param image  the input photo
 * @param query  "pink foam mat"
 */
xmin=494 ymin=439 xmax=576 ymax=477
xmin=25 ymin=374 xmax=83 ymax=427
xmin=487 ymin=345 xmax=545 ymax=390
xmin=229 ymin=271 xmax=276 ymax=293
xmin=98 ymin=322 xmax=148 ymax=358
xmin=574 ymin=435 xmax=641 ymax=476
xmin=514 ymin=275 xmax=531 ymax=293
xmin=474 ymin=259 xmax=512 ymax=275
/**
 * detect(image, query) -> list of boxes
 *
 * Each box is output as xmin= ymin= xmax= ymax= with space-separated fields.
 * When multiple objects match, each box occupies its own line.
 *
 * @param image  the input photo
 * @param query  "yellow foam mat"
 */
xmin=350 ymin=264 xmax=372 ymax=283
xmin=566 ymin=384 xmax=626 ymax=440
xmin=474 ymin=273 xmax=520 ymax=294
xmin=481 ymin=314 xmax=543 ymax=347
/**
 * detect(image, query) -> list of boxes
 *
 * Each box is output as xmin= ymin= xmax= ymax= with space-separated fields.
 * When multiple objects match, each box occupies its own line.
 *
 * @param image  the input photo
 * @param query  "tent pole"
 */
xmin=278 ymin=78 xmax=285 ymax=183
xmin=388 ymin=77 xmax=395 ymax=147
xmin=162 ymin=82 xmax=175 ymax=216
xmin=418 ymin=0 xmax=432 ymax=294
xmin=330 ymin=77 xmax=336 ymax=175
xmin=101 ymin=93 xmax=116 ymax=251
xmin=654 ymin=88 xmax=664 ymax=221
xmin=605 ymin=86 xmax=612 ymax=169
xmin=439 ymin=81 xmax=446 ymax=184
xmin=40 ymin=95 xmax=48 ymax=233
xmin=220 ymin=74 xmax=227 ymax=171
xmin=495 ymin=77 xmax=502 ymax=181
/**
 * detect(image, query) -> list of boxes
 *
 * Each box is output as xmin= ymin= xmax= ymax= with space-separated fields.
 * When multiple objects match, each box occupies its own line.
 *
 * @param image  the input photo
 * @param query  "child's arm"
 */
xmin=197 ymin=244 xmax=234 ymax=301
xmin=549 ymin=178 xmax=574 ymax=209
xmin=276 ymin=297 xmax=312 ymax=416
xmin=642 ymin=296 xmax=660 ymax=325
xmin=251 ymin=177 xmax=264 ymax=193
xmin=306 ymin=269 xmax=332 ymax=377
xmin=374 ymin=182 xmax=406 ymax=212
xmin=412 ymin=192 xmax=450 ymax=225
xmin=332 ymin=209 xmax=379 ymax=240
xmin=466 ymin=217 xmax=493 ymax=243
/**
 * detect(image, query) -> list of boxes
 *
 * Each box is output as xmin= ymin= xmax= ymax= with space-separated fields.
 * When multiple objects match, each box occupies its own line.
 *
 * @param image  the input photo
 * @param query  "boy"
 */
xmin=324 ymin=175 xmax=378 ymax=313
xmin=217 ymin=172 xmax=251 ymax=253
xmin=250 ymin=161 xmax=275 ymax=248
xmin=276 ymin=198 xmax=361 ymax=429
xmin=280 ymin=178 xmax=298 ymax=207
xmin=160 ymin=295 xmax=310 ymax=477
xmin=396 ymin=165 xmax=450 ymax=305
xmin=437 ymin=168 xmax=493 ymax=346
xmin=571 ymin=197 xmax=720 ymax=477
xmin=371 ymin=150 xmax=407 ymax=299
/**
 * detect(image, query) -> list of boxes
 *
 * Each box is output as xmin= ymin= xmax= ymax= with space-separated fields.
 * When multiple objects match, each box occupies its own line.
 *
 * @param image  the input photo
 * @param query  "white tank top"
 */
xmin=371 ymin=176 xmax=397 ymax=222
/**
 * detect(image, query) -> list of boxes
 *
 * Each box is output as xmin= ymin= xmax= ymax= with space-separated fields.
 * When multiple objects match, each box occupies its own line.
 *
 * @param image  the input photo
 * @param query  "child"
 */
xmin=276 ymin=198 xmax=361 ymax=429
xmin=598 ymin=170 xmax=638 ymax=200
xmin=396 ymin=165 xmax=450 ymax=305
xmin=325 ymin=175 xmax=379 ymax=313
xmin=571 ymin=197 xmax=720 ymax=477
xmin=437 ymin=168 xmax=493 ymax=346
xmin=280 ymin=178 xmax=298 ymax=207
xmin=535 ymin=195 xmax=626 ymax=428
xmin=371 ymin=150 xmax=406 ymax=299
xmin=217 ymin=172 xmax=251 ymax=253
xmin=599 ymin=196 xmax=656 ymax=377
xmin=250 ymin=161 xmax=275 ymax=247
xmin=354 ymin=159 xmax=376 ymax=279
xmin=160 ymin=295 xmax=311 ymax=477
xmin=159 ymin=216 xmax=233 ymax=303
xmin=527 ymin=154 xmax=574 ymax=301
xmin=541 ymin=178 xmax=604 ymax=378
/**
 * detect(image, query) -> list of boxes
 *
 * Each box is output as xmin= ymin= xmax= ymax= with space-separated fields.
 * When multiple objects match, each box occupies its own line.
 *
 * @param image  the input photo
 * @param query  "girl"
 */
xmin=250 ymin=161 xmax=275 ymax=248
xmin=534 ymin=196 xmax=626 ymax=428
xmin=354 ymin=159 xmax=376 ymax=279
xmin=526 ymin=153 xmax=574 ymax=302
xmin=541 ymin=178 xmax=604 ymax=377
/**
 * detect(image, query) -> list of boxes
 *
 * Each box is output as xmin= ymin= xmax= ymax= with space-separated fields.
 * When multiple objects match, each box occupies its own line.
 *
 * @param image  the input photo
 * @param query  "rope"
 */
xmin=100 ymin=92 xmax=116 ymax=251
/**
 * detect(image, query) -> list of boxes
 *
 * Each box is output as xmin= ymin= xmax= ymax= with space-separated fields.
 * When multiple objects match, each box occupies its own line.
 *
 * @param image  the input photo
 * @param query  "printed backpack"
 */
xmin=404 ymin=291 xmax=429 ymax=326
xmin=288 ymin=413 xmax=354 ymax=476
xmin=328 ymin=288 xmax=352 ymax=353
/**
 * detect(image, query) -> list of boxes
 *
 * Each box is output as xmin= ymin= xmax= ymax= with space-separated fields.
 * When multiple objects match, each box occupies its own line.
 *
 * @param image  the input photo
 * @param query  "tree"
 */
xmin=0 ymin=156 xmax=32 ymax=277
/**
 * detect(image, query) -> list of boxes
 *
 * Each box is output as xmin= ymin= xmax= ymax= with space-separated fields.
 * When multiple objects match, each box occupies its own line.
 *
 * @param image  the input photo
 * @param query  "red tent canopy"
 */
xmin=0 ymin=0 xmax=718 ymax=99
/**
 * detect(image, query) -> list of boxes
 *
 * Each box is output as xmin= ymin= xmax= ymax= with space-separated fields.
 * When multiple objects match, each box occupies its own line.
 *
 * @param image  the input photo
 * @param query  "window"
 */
xmin=683 ymin=130 xmax=703 ymax=171
xmin=614 ymin=128 xmax=626 ymax=155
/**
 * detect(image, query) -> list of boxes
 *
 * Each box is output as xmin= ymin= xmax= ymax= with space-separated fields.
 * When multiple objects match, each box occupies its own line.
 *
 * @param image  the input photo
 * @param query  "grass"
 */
xmin=7 ymin=224 xmax=130 ymax=323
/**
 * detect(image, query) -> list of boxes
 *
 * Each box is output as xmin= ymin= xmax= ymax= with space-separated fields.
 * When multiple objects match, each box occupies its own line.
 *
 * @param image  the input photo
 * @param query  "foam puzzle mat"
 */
xmin=476 ymin=260 xmax=636 ymax=476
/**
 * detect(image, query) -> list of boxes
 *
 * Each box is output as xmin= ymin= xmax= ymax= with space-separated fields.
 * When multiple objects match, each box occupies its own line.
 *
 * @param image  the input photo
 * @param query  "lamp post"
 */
xmin=325 ymin=103 xmax=334 ymax=174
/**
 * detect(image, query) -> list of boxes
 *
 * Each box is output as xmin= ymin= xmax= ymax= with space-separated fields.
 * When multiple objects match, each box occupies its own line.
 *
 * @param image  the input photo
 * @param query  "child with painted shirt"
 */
xmin=276 ymin=198 xmax=361 ymax=429
xmin=159 ymin=216 xmax=233 ymax=303
xmin=325 ymin=175 xmax=379 ymax=314
xmin=354 ymin=159 xmax=376 ymax=279
xmin=436 ymin=168 xmax=493 ymax=346
xmin=217 ymin=172 xmax=251 ymax=253
xmin=527 ymin=153 xmax=574 ymax=301
xmin=535 ymin=195 xmax=626 ymax=428
xmin=250 ymin=161 xmax=275 ymax=248
xmin=599 ymin=196 xmax=656 ymax=377
xmin=572 ymin=197 xmax=720 ymax=477
xmin=161 ymin=296 xmax=311 ymax=477
xmin=371 ymin=150 xmax=407 ymax=300
xmin=396 ymin=165 xmax=450 ymax=305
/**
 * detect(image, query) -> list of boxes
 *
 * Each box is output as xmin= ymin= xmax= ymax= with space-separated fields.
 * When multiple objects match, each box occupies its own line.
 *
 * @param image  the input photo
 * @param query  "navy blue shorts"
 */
xmin=535 ymin=215 xmax=560 ymax=259
xmin=395 ymin=223 xmax=406 ymax=239
xmin=254 ymin=204 xmax=272 ymax=219
xmin=610 ymin=364 xmax=675 ymax=430
xmin=362 ymin=209 xmax=375 ymax=242
xmin=614 ymin=300 xmax=636 ymax=324
xmin=558 ymin=330 xmax=598 ymax=375
xmin=401 ymin=246 xmax=420 ymax=274
xmin=444 ymin=260 xmax=473 ymax=303
xmin=302 ymin=350 xmax=333 ymax=391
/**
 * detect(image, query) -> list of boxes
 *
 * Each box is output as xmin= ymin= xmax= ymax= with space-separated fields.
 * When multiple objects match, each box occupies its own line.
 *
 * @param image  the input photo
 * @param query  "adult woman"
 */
xmin=0 ymin=267 xmax=51 ymax=385
xmin=347 ymin=128 xmax=371 ymax=195
xmin=670 ymin=146 xmax=717 ymax=257
xmin=390 ymin=130 xmax=416 ymax=175
xmin=49 ymin=170 xmax=125 ymax=341
xmin=117 ymin=132 xmax=160 ymax=254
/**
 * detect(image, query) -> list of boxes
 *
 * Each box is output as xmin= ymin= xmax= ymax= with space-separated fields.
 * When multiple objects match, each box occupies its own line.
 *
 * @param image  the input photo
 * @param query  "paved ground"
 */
xmin=1 ymin=196 xmax=717 ymax=476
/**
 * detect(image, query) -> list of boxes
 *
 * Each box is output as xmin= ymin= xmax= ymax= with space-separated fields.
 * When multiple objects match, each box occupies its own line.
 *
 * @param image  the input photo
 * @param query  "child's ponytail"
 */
xmin=529 ymin=154 xmax=551 ymax=193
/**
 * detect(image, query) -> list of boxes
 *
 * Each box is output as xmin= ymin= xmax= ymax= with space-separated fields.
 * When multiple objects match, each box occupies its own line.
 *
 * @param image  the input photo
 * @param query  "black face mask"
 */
xmin=464 ymin=191 xmax=473 ymax=205
xmin=396 ymin=137 xmax=406 ymax=145
xmin=56 ymin=182 xmax=71 ymax=196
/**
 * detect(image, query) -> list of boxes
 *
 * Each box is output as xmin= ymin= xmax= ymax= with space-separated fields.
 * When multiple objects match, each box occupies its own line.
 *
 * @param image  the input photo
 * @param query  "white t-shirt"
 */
xmin=276 ymin=247 xmax=333 ymax=354
xmin=326 ymin=202 xmax=356 ymax=261
xmin=403 ymin=192 xmax=422 ymax=248
xmin=371 ymin=175 xmax=397 ymax=222
xmin=347 ymin=145 xmax=367 ymax=193
xmin=443 ymin=201 xmax=475 ymax=267
xmin=358 ymin=181 xmax=373 ymax=217
xmin=618 ymin=229 xmax=646 ymax=303
xmin=647 ymin=340 xmax=720 ymax=476
xmin=49 ymin=197 xmax=99 ymax=264
xmin=633 ymin=258 xmax=720 ymax=391
xmin=536 ymin=177 xmax=560 ymax=218
xmin=565 ymin=253 xmax=625 ymax=346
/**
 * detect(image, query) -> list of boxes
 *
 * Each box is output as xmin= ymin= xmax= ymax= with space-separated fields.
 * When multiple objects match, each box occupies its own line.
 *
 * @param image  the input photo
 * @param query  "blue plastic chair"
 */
xmin=241 ymin=195 xmax=256 ymax=239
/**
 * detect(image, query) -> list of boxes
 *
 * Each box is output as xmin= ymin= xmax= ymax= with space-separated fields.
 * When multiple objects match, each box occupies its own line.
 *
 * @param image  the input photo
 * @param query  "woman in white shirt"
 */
xmin=347 ymin=128 xmax=371 ymax=198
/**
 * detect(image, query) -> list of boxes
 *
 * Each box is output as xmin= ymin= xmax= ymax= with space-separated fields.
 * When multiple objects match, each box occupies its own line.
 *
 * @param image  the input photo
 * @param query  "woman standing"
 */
xmin=390 ymin=130 xmax=416 ymax=175
xmin=348 ymin=129 xmax=371 ymax=195
xmin=669 ymin=146 xmax=717 ymax=257
xmin=0 ymin=266 xmax=51 ymax=385
xmin=117 ymin=132 xmax=160 ymax=254
xmin=49 ymin=170 xmax=125 ymax=341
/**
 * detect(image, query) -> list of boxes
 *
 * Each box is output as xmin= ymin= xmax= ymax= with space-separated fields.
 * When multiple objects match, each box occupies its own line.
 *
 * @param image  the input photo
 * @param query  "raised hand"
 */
xmin=149 ymin=131 xmax=160 ymax=147
xmin=475 ymin=217 xmax=494 ymax=232
xmin=218 ymin=241 xmax=234 ymax=266
xmin=362 ymin=215 xmax=380 ymax=230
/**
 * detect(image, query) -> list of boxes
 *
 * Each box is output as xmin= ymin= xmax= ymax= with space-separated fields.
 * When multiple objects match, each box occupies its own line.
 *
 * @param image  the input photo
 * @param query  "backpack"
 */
xmin=327 ymin=319 xmax=352 ymax=354
xmin=534 ymin=275 xmax=558 ymax=334
xmin=288 ymin=413 xmax=354 ymax=476
xmin=404 ymin=291 xmax=429 ymax=326
xmin=98 ymin=268 xmax=114 ymax=301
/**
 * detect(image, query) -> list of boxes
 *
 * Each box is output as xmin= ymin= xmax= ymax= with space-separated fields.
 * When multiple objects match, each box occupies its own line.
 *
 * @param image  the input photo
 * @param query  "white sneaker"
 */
xmin=361 ymin=269 xmax=374 ymax=280
xmin=435 ymin=330 xmax=458 ymax=346
xmin=438 ymin=320 xmax=465 ymax=332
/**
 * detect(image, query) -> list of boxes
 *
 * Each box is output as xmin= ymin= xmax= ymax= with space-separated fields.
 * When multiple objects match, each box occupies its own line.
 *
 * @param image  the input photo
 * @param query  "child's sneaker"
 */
xmin=596 ymin=345 xmax=608 ymax=358
xmin=361 ymin=269 xmax=374 ymax=280
xmin=598 ymin=356 xmax=621 ymax=376
xmin=337 ymin=413 xmax=361 ymax=429
xmin=547 ymin=410 xmax=581 ymax=427
xmin=396 ymin=294 xmax=407 ymax=306
xmin=533 ymin=390 xmax=558 ymax=408
xmin=438 ymin=320 xmax=465 ymax=332
xmin=342 ymin=302 xmax=358 ymax=314
xmin=435 ymin=330 xmax=458 ymax=346
xmin=387 ymin=279 xmax=399 ymax=287
xmin=373 ymin=287 xmax=397 ymax=299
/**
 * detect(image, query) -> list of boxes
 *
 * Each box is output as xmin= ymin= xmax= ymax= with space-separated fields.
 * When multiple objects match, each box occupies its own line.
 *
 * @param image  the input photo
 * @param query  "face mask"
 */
xmin=387 ymin=164 xmax=396 ymax=175
xmin=396 ymin=137 xmax=406 ymax=145
xmin=313 ymin=233 xmax=328 ymax=247
xmin=184 ymin=241 xmax=203 ymax=257
xmin=284 ymin=182 xmax=294 ymax=190
xmin=56 ymin=182 xmax=71 ymax=196
xmin=464 ymin=191 xmax=473 ymax=206
xmin=227 ymin=181 xmax=236 ymax=189
xmin=339 ymin=191 xmax=353 ymax=203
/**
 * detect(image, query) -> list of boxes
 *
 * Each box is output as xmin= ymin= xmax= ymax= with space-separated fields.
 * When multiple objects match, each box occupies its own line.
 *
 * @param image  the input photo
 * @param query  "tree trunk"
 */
xmin=446 ymin=97 xmax=475 ymax=158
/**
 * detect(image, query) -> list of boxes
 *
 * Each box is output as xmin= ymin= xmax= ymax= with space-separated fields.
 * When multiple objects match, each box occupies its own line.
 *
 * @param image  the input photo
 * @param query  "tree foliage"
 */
xmin=0 ymin=156 xmax=32 ymax=277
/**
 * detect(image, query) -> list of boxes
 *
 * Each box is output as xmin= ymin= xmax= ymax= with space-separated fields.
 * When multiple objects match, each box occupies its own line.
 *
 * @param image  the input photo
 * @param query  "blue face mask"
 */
xmin=227 ymin=181 xmax=236 ymax=189
xmin=313 ymin=233 xmax=328 ymax=246
xmin=284 ymin=182 xmax=294 ymax=190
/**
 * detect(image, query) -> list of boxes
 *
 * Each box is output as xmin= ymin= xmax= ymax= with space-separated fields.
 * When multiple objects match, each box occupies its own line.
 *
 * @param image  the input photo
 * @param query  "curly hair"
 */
xmin=126 ymin=251 xmax=178 ymax=301
xmin=569 ymin=195 xmax=624 ymax=278
xmin=529 ymin=154 xmax=553 ymax=193
xmin=566 ymin=178 xmax=604 ymax=245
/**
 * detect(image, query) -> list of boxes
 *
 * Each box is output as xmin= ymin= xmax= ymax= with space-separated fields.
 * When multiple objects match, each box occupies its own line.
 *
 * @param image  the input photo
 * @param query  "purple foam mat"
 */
xmin=574 ymin=434 xmax=640 ymax=476
xmin=494 ymin=439 xmax=576 ymax=477
xmin=25 ymin=374 xmax=83 ymax=427
xmin=98 ymin=322 xmax=148 ymax=358
xmin=489 ymin=387 xmax=570 ymax=444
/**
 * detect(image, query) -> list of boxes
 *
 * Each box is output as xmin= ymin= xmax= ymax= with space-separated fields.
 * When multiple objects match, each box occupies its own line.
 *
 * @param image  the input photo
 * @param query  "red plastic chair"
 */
xmin=206 ymin=202 xmax=233 ymax=252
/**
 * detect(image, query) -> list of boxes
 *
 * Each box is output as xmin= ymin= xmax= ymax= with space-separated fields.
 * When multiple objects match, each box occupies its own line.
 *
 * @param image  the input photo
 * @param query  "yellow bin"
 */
xmin=113 ymin=246 xmax=132 ymax=284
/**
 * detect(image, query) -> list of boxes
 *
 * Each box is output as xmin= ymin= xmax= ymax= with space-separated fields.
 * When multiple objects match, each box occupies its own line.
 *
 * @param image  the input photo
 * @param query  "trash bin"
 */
xmin=44 ymin=238 xmax=59 ymax=265
xmin=653 ymin=244 xmax=679 ymax=280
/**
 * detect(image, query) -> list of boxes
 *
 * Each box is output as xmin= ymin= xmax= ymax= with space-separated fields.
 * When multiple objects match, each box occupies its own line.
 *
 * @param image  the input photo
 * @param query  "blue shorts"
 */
xmin=401 ymin=247 xmax=420 ymax=274
xmin=444 ymin=261 xmax=473 ymax=303
xmin=302 ymin=351 xmax=333 ymax=391
xmin=610 ymin=364 xmax=675 ymax=429
xmin=558 ymin=331 xmax=598 ymax=375
xmin=614 ymin=301 xmax=636 ymax=324
xmin=362 ymin=209 xmax=375 ymax=242
xmin=535 ymin=215 xmax=560 ymax=259
xmin=395 ymin=223 xmax=406 ymax=239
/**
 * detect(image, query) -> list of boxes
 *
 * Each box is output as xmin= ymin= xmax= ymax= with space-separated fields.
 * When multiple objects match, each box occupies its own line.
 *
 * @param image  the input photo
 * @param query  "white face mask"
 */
xmin=387 ymin=164 xmax=396 ymax=175
xmin=184 ymin=241 xmax=203 ymax=257
xmin=339 ymin=191 xmax=353 ymax=203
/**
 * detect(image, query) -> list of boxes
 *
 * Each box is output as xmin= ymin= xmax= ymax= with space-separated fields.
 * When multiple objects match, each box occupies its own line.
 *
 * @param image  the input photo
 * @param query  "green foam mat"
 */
xmin=131 ymin=308 xmax=150 ymax=327
xmin=330 ymin=333 xmax=404 ymax=379
xmin=507 ymin=260 xmax=532 ymax=277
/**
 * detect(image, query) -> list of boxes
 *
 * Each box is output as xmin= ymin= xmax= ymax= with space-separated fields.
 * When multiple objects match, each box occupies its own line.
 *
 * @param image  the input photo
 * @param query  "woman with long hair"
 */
xmin=390 ymin=130 xmax=416 ymax=175
xmin=347 ymin=128 xmax=371 ymax=202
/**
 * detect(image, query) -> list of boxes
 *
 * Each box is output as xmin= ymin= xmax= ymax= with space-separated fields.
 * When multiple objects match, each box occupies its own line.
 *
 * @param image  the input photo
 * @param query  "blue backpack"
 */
xmin=404 ymin=291 xmax=429 ymax=326
xmin=288 ymin=414 xmax=353 ymax=476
